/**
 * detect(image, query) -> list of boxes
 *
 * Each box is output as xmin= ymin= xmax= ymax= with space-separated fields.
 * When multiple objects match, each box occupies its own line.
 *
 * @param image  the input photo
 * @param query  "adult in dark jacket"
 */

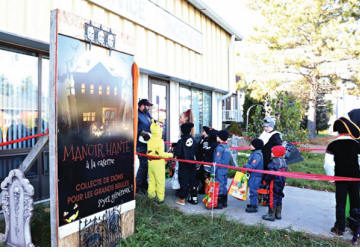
xmin=136 ymin=99 xmax=153 ymax=194
xmin=259 ymin=116 xmax=282 ymax=170
xmin=174 ymin=122 xmax=197 ymax=206
xmin=324 ymin=117 xmax=360 ymax=235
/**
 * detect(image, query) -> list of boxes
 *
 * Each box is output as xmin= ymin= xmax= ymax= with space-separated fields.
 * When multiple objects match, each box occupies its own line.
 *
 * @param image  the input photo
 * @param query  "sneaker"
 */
xmin=187 ymin=197 xmax=198 ymax=205
xmin=176 ymin=198 xmax=186 ymax=206
xmin=330 ymin=226 xmax=344 ymax=236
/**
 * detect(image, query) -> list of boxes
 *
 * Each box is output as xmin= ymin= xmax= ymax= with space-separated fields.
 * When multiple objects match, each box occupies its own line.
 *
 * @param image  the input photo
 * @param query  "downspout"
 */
xmin=221 ymin=34 xmax=236 ymax=101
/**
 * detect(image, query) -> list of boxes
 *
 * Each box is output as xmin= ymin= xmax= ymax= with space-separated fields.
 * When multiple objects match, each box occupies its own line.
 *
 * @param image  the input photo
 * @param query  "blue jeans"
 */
xmin=248 ymin=175 xmax=262 ymax=206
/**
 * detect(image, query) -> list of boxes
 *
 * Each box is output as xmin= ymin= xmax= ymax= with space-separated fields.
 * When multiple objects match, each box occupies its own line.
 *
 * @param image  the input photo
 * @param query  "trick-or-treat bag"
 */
xmin=171 ymin=162 xmax=180 ymax=190
xmin=202 ymin=179 xmax=219 ymax=209
xmin=228 ymin=171 xmax=249 ymax=200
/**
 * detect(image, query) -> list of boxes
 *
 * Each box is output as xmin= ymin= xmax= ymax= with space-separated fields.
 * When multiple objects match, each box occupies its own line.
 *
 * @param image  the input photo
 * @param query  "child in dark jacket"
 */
xmin=213 ymin=130 xmax=236 ymax=209
xmin=196 ymin=126 xmax=218 ymax=194
xmin=262 ymin=145 xmax=287 ymax=221
xmin=244 ymin=138 xmax=264 ymax=213
xmin=174 ymin=122 xmax=197 ymax=206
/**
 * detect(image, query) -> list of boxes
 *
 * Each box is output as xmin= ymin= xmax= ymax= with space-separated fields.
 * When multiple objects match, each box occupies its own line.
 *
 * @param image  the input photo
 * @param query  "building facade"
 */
xmin=0 ymin=0 xmax=242 ymax=200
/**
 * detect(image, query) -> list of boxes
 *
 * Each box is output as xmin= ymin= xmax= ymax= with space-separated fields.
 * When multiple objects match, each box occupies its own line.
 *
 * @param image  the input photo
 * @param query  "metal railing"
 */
xmin=222 ymin=110 xmax=242 ymax=122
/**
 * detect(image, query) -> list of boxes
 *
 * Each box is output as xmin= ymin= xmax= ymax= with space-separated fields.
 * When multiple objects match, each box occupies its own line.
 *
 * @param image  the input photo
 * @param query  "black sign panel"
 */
xmin=57 ymin=35 xmax=134 ymax=226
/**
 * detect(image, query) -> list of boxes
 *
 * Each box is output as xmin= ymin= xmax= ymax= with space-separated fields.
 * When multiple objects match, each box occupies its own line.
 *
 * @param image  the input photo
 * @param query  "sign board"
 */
xmin=50 ymin=10 xmax=135 ymax=246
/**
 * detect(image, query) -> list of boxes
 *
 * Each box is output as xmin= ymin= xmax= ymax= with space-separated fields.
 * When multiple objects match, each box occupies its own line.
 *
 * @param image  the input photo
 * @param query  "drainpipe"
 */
xmin=219 ymin=35 xmax=236 ymax=126
xmin=220 ymin=34 xmax=236 ymax=101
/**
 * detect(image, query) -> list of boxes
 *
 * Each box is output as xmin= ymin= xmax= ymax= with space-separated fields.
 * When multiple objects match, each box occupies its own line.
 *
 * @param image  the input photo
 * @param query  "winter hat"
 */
xmin=333 ymin=117 xmax=360 ymax=139
xmin=202 ymin=126 xmax=210 ymax=134
xmin=251 ymin=138 xmax=264 ymax=150
xmin=217 ymin=130 xmax=229 ymax=142
xmin=181 ymin=122 xmax=194 ymax=135
xmin=263 ymin=116 xmax=275 ymax=128
xmin=138 ymin=98 xmax=153 ymax=106
xmin=271 ymin=145 xmax=286 ymax=158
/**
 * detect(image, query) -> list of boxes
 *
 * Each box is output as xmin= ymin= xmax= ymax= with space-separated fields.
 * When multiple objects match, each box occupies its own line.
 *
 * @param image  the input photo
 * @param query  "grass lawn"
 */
xmin=120 ymin=195 xmax=348 ymax=247
xmin=233 ymin=151 xmax=334 ymax=192
xmin=287 ymin=152 xmax=334 ymax=192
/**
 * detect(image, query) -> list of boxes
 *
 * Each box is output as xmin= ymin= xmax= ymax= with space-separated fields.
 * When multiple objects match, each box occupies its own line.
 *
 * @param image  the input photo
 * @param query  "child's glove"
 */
xmin=139 ymin=131 xmax=151 ymax=143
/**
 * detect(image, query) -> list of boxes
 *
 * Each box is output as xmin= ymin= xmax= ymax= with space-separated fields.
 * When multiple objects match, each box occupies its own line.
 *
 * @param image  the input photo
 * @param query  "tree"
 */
xmin=315 ymin=93 xmax=332 ymax=133
xmin=246 ymin=91 xmax=307 ymax=142
xmin=245 ymin=0 xmax=360 ymax=138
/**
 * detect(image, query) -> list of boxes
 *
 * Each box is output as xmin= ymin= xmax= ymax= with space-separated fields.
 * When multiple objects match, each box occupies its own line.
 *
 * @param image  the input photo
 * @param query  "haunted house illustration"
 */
xmin=59 ymin=62 xmax=132 ymax=137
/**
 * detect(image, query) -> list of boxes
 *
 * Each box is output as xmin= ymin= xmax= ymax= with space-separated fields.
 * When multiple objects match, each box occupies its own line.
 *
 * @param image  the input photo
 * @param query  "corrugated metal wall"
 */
xmin=0 ymin=0 xmax=231 ymax=91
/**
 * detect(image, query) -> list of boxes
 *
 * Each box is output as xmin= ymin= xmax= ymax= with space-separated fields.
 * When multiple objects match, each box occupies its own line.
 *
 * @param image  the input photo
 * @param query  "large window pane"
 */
xmin=41 ymin=58 xmax=49 ymax=132
xmin=179 ymin=86 xmax=191 ymax=115
xmin=0 ymin=48 xmax=38 ymax=150
xmin=203 ymin=91 xmax=212 ymax=127
xmin=192 ymin=88 xmax=203 ymax=135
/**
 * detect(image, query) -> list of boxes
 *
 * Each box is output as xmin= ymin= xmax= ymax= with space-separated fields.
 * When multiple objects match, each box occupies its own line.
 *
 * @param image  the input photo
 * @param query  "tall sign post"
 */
xmin=49 ymin=9 xmax=135 ymax=246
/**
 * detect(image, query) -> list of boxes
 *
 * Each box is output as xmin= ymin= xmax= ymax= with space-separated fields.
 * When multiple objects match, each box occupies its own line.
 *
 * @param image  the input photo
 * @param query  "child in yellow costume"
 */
xmin=147 ymin=120 xmax=173 ymax=203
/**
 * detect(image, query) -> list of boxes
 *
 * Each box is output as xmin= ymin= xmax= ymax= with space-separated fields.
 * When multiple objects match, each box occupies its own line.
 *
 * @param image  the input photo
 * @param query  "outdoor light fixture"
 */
xmin=84 ymin=22 xmax=116 ymax=49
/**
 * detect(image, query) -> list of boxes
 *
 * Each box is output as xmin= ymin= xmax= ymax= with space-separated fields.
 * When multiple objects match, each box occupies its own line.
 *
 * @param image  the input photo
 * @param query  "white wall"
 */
xmin=169 ymin=80 xmax=180 ymax=142
xmin=212 ymin=92 xmax=223 ymax=130
xmin=138 ymin=73 xmax=149 ymax=100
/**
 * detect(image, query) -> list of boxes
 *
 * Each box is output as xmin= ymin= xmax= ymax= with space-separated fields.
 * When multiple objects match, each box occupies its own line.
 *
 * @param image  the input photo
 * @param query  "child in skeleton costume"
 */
xmin=147 ymin=120 xmax=173 ymax=203
xmin=262 ymin=145 xmax=287 ymax=221
xmin=174 ymin=122 xmax=197 ymax=206
xmin=324 ymin=117 xmax=360 ymax=236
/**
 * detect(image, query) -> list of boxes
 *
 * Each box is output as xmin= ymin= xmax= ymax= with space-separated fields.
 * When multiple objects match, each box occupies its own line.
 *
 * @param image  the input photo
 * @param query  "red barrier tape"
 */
xmin=0 ymin=131 xmax=49 ymax=147
xmin=136 ymin=152 xmax=360 ymax=182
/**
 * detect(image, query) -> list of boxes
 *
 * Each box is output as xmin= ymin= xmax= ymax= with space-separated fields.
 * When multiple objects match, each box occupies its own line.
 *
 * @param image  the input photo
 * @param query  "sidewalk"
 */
xmin=163 ymin=179 xmax=353 ymax=241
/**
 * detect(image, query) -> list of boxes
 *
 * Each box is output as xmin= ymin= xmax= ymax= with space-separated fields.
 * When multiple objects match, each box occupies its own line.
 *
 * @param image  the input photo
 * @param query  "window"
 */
xmin=83 ymin=112 xmax=96 ymax=122
xmin=98 ymin=85 xmax=103 ymax=95
xmin=179 ymin=85 xmax=212 ymax=135
xmin=90 ymin=84 xmax=94 ymax=94
xmin=0 ymin=48 xmax=39 ymax=150
xmin=106 ymin=85 xmax=110 ymax=95
xmin=81 ymin=83 xmax=86 ymax=94
xmin=179 ymin=86 xmax=191 ymax=115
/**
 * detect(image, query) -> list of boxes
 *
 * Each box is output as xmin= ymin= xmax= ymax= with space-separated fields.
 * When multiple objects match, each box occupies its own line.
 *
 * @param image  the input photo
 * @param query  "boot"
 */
xmin=222 ymin=195 xmax=228 ymax=208
xmin=262 ymin=208 xmax=275 ymax=221
xmin=245 ymin=205 xmax=258 ymax=213
xmin=214 ymin=195 xmax=224 ymax=209
xmin=275 ymin=205 xmax=282 ymax=219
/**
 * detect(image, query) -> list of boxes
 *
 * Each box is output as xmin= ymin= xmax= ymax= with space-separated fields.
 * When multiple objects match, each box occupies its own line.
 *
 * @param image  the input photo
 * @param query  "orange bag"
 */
xmin=202 ymin=179 xmax=219 ymax=209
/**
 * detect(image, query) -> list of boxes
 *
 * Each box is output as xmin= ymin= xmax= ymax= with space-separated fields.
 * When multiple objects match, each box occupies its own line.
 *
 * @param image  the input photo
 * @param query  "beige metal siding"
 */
xmin=0 ymin=0 xmax=231 ymax=91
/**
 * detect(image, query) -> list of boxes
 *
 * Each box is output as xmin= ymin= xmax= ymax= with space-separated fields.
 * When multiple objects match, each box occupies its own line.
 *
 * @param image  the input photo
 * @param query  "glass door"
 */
xmin=149 ymin=78 xmax=169 ymax=142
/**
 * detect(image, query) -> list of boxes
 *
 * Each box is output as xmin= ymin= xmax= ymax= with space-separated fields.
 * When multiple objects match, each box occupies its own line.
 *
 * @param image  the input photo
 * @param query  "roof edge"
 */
xmin=187 ymin=0 xmax=243 ymax=41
